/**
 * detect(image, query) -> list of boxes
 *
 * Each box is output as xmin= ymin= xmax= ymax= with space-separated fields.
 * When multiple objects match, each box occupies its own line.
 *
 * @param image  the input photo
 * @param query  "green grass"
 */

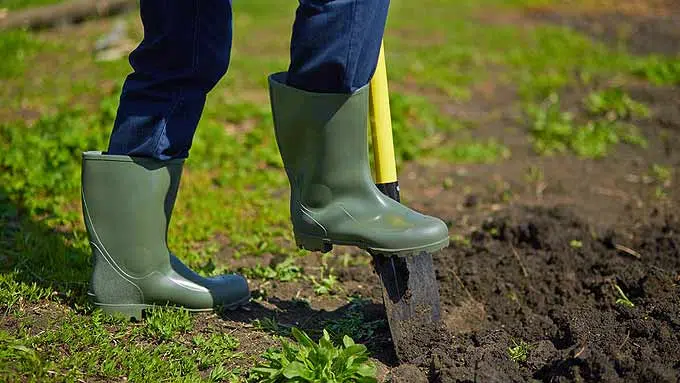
xmin=144 ymin=307 xmax=195 ymax=340
xmin=0 ymin=0 xmax=65 ymax=11
xmin=0 ymin=309 xmax=244 ymax=381
xmin=524 ymin=92 xmax=648 ymax=158
xmin=239 ymin=257 xmax=304 ymax=282
xmin=633 ymin=56 xmax=680 ymax=86
xmin=650 ymin=164 xmax=672 ymax=185
xmin=0 ymin=0 xmax=675 ymax=380
xmin=584 ymin=88 xmax=650 ymax=120
xmin=325 ymin=298 xmax=386 ymax=344
xmin=252 ymin=317 xmax=293 ymax=338
xmin=0 ymin=30 xmax=46 ymax=78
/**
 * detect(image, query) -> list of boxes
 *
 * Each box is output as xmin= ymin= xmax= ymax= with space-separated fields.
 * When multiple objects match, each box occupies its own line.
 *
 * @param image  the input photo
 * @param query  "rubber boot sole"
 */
xmin=91 ymin=294 xmax=252 ymax=321
xmin=295 ymin=233 xmax=449 ymax=257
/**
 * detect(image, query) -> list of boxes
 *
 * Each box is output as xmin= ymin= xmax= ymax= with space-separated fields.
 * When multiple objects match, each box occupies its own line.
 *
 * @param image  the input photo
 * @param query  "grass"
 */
xmin=583 ymin=88 xmax=650 ymax=120
xmin=325 ymin=298 xmax=386 ymax=344
xmin=144 ymin=307 xmax=194 ymax=340
xmin=650 ymin=164 xmax=672 ymax=186
xmin=633 ymin=56 xmax=680 ymax=86
xmin=0 ymin=30 xmax=46 ymax=78
xmin=252 ymin=317 xmax=293 ymax=338
xmin=1 ymin=309 xmax=245 ymax=381
xmin=0 ymin=0 xmax=674 ymax=380
xmin=524 ymin=92 xmax=648 ymax=158
xmin=239 ymin=257 xmax=304 ymax=282
xmin=0 ymin=0 xmax=65 ymax=11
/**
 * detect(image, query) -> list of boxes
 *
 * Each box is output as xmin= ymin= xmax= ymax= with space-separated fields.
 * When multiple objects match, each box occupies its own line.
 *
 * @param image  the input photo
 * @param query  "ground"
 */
xmin=0 ymin=0 xmax=678 ymax=382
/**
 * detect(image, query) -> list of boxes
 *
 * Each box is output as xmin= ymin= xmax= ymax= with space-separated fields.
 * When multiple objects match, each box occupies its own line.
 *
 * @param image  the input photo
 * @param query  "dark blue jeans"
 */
xmin=108 ymin=0 xmax=390 ymax=160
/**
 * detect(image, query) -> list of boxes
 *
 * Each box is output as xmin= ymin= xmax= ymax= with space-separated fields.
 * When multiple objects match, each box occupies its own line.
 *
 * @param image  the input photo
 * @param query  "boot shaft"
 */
xmin=268 ymin=72 xmax=374 ymax=208
xmin=81 ymin=151 xmax=183 ymax=276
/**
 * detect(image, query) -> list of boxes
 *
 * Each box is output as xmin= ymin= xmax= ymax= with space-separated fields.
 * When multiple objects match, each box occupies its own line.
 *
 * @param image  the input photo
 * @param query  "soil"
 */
xmin=228 ymin=202 xmax=679 ymax=382
xmin=390 ymin=364 xmax=429 ymax=383
xmin=425 ymin=206 xmax=680 ymax=382
xmin=379 ymin=7 xmax=680 ymax=379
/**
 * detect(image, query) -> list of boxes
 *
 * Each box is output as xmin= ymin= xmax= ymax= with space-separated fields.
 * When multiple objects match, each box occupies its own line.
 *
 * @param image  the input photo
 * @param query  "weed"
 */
xmin=0 ymin=273 xmax=53 ymax=314
xmin=0 ymin=330 xmax=43 ymax=377
xmin=433 ymin=140 xmax=511 ymax=164
xmin=525 ymin=94 xmax=576 ymax=155
xmin=650 ymin=164 xmax=672 ymax=186
xmin=249 ymin=328 xmax=377 ymax=383
xmin=310 ymin=264 xmax=339 ymax=296
xmin=525 ymin=165 xmax=547 ymax=197
xmin=339 ymin=252 xmax=371 ymax=268
xmin=192 ymin=333 xmax=241 ymax=369
xmin=584 ymin=88 xmax=650 ymax=120
xmin=451 ymin=234 xmax=472 ymax=248
xmin=508 ymin=339 xmax=532 ymax=363
xmin=209 ymin=364 xmax=243 ymax=382
xmin=525 ymin=93 xmax=647 ymax=158
xmin=525 ymin=166 xmax=545 ymax=184
xmin=571 ymin=121 xmax=646 ymax=158
xmin=614 ymin=284 xmax=635 ymax=308
xmin=252 ymin=317 xmax=292 ymax=337
xmin=6 ymin=309 xmax=245 ymax=381
xmin=240 ymin=257 xmax=303 ymax=282
xmin=0 ymin=30 xmax=44 ymax=78
xmin=311 ymin=274 xmax=338 ymax=296
xmin=388 ymin=91 xmax=465 ymax=164
xmin=654 ymin=187 xmax=667 ymax=200
xmin=633 ymin=56 xmax=680 ymax=86
xmin=649 ymin=164 xmax=672 ymax=200
xmin=143 ymin=307 xmax=194 ymax=340
xmin=326 ymin=302 xmax=386 ymax=344
xmin=569 ymin=240 xmax=583 ymax=249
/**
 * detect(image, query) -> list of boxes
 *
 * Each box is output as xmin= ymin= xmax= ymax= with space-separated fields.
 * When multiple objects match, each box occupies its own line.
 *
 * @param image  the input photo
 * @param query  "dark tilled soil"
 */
xmin=393 ymin=206 xmax=680 ymax=382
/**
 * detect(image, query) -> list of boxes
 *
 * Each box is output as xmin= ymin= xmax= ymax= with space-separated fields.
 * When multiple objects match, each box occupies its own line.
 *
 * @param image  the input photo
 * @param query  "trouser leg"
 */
xmin=107 ymin=0 xmax=233 ymax=160
xmin=287 ymin=0 xmax=391 ymax=93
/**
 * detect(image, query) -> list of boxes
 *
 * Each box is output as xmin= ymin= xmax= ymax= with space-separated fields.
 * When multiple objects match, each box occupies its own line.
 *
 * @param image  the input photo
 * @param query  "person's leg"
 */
xmin=108 ymin=0 xmax=233 ymax=160
xmin=268 ymin=0 xmax=449 ymax=256
xmin=287 ymin=0 xmax=390 ymax=93
xmin=83 ymin=0 xmax=250 ymax=320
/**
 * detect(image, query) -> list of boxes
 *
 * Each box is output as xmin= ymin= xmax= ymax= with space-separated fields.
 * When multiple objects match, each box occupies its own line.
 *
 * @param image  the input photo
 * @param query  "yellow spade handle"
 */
xmin=369 ymin=43 xmax=398 ymax=184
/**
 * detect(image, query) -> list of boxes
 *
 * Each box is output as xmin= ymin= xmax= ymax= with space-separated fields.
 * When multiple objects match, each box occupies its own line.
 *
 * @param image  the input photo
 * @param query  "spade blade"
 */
xmin=371 ymin=251 xmax=442 ymax=362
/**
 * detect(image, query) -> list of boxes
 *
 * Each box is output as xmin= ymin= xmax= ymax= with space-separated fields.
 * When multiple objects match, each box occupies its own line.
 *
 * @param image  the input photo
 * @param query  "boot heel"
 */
xmin=95 ymin=303 xmax=148 ymax=321
xmin=295 ymin=233 xmax=332 ymax=253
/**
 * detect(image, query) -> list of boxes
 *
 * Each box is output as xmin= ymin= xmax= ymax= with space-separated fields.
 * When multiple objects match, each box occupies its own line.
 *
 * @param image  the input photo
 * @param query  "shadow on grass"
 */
xmin=0 ymin=186 xmax=92 ymax=313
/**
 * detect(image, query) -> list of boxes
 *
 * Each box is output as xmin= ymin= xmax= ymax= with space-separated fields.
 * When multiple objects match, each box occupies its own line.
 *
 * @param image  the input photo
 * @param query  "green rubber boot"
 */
xmin=268 ymin=73 xmax=449 ymax=256
xmin=81 ymin=151 xmax=250 ymax=320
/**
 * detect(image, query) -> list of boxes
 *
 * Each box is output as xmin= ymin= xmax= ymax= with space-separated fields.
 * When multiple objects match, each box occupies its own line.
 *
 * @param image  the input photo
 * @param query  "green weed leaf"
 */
xmin=249 ymin=327 xmax=376 ymax=382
